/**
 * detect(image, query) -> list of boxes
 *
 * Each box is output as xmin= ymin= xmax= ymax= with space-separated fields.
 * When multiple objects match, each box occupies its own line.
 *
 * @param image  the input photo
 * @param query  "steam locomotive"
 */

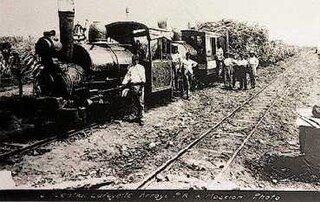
xmin=29 ymin=7 xmax=228 ymax=129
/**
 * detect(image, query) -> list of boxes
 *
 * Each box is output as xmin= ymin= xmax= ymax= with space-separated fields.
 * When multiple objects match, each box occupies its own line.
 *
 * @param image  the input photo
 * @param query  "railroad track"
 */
xmin=0 ymin=123 xmax=100 ymax=161
xmin=135 ymin=55 xmax=303 ymax=189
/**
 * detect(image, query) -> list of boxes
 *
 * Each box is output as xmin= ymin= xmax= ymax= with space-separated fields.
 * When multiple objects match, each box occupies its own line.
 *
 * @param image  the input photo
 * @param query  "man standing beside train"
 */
xmin=171 ymin=45 xmax=182 ymax=91
xmin=122 ymin=55 xmax=146 ymax=126
xmin=223 ymin=52 xmax=235 ymax=89
xmin=247 ymin=50 xmax=259 ymax=89
xmin=237 ymin=54 xmax=249 ymax=90
xmin=182 ymin=52 xmax=197 ymax=99
xmin=215 ymin=44 xmax=224 ymax=82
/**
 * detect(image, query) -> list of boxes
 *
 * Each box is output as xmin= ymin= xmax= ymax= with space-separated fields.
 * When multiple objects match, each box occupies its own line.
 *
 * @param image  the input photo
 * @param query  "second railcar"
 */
xmin=181 ymin=29 xmax=228 ymax=84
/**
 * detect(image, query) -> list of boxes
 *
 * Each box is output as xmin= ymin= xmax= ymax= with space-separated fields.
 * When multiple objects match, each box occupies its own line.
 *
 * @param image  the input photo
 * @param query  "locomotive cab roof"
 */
xmin=105 ymin=21 xmax=173 ymax=44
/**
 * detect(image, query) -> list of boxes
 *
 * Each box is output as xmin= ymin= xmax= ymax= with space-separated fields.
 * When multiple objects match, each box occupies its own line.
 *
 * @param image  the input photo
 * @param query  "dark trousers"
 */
xmin=172 ymin=64 xmax=179 ymax=91
xmin=178 ymin=67 xmax=192 ymax=99
xmin=182 ymin=74 xmax=192 ymax=99
xmin=131 ymin=86 xmax=144 ymax=120
xmin=232 ymin=66 xmax=239 ymax=88
xmin=239 ymin=66 xmax=247 ymax=90
xmin=216 ymin=60 xmax=224 ymax=81
xmin=223 ymin=65 xmax=234 ymax=88
xmin=248 ymin=69 xmax=256 ymax=88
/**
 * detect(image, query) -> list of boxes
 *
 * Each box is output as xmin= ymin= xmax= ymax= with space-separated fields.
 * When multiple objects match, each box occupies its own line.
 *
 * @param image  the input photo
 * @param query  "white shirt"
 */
xmin=182 ymin=58 xmax=197 ymax=75
xmin=171 ymin=53 xmax=181 ymax=64
xmin=224 ymin=58 xmax=235 ymax=66
xmin=122 ymin=64 xmax=146 ymax=85
xmin=236 ymin=59 xmax=248 ymax=66
xmin=248 ymin=57 xmax=259 ymax=68
xmin=217 ymin=48 xmax=224 ymax=61
xmin=248 ymin=57 xmax=259 ymax=75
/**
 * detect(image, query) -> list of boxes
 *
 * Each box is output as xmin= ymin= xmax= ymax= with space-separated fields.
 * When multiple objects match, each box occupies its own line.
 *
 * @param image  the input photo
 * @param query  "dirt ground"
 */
xmin=145 ymin=50 xmax=320 ymax=190
xmin=1 ymin=49 xmax=320 ymax=190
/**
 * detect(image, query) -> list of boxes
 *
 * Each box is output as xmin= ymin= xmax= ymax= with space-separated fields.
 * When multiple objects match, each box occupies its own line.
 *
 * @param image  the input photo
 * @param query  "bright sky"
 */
xmin=0 ymin=0 xmax=320 ymax=46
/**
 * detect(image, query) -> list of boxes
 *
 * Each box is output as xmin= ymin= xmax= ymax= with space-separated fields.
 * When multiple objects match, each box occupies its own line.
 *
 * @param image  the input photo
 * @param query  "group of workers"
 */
xmin=117 ymin=44 xmax=260 ymax=126
xmin=219 ymin=50 xmax=259 ymax=90
xmin=172 ymin=50 xmax=198 ymax=99
xmin=120 ymin=45 xmax=199 ymax=126
xmin=171 ymin=47 xmax=260 ymax=96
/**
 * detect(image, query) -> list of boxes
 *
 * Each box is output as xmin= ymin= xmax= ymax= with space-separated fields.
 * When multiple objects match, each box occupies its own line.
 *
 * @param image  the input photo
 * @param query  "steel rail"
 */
xmin=213 ymin=78 xmax=295 ymax=182
xmin=0 ymin=123 xmax=99 ymax=160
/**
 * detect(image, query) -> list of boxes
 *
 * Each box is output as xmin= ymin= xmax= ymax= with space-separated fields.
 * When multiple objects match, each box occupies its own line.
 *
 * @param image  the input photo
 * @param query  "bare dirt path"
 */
xmin=1 ymin=50 xmax=318 ymax=190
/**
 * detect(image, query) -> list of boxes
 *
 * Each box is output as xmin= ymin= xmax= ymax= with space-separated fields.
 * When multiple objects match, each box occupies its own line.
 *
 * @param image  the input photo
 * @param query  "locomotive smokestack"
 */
xmin=58 ymin=0 xmax=75 ymax=61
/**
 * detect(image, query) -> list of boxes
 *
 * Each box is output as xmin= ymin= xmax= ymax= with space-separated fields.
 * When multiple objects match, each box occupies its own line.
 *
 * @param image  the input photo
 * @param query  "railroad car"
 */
xmin=180 ymin=29 xmax=229 ymax=84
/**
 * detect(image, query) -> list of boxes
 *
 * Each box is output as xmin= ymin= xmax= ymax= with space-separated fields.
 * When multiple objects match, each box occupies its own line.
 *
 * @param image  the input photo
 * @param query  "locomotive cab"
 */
xmin=105 ymin=21 xmax=174 ymax=105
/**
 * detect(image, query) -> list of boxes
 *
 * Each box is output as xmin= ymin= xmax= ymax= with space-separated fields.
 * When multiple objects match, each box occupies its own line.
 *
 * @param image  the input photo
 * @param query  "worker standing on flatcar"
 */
xmin=215 ymin=45 xmax=224 ymax=82
xmin=122 ymin=55 xmax=146 ymax=126
xmin=247 ymin=50 xmax=259 ymax=89
xmin=223 ymin=52 xmax=235 ymax=89
xmin=181 ymin=52 xmax=197 ymax=99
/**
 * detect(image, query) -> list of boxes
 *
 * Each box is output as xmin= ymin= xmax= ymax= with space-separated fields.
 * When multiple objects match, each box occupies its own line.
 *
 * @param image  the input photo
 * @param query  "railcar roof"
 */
xmin=181 ymin=29 xmax=223 ymax=38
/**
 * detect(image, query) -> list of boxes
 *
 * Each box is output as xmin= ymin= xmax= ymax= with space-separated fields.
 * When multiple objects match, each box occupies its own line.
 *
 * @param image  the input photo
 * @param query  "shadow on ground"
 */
xmin=247 ymin=153 xmax=320 ymax=183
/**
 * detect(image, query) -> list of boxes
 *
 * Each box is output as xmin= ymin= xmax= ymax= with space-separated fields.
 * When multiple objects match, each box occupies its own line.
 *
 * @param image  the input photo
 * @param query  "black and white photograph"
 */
xmin=0 ymin=0 xmax=320 ymax=200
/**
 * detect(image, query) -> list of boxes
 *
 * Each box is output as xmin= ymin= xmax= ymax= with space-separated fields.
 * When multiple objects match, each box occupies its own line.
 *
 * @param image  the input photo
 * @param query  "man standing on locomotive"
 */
xmin=122 ymin=55 xmax=146 ymax=126
xmin=247 ymin=50 xmax=259 ymax=89
xmin=181 ymin=52 xmax=197 ymax=99
xmin=35 ymin=30 xmax=63 ymax=95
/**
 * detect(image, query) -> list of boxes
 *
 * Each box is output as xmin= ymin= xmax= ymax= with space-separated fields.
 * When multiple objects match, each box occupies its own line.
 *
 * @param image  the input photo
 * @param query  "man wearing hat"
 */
xmin=35 ymin=30 xmax=62 ymax=95
xmin=122 ymin=55 xmax=146 ymax=126
xmin=223 ymin=52 xmax=235 ymax=89
xmin=248 ymin=50 xmax=259 ymax=88
xmin=170 ymin=45 xmax=182 ymax=91
xmin=35 ymin=30 xmax=61 ymax=65
xmin=215 ymin=44 xmax=225 ymax=82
